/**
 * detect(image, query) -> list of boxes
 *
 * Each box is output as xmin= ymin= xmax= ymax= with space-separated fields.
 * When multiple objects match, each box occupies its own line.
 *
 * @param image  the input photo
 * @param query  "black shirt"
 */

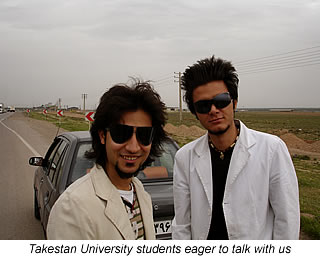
xmin=206 ymin=143 xmax=235 ymax=240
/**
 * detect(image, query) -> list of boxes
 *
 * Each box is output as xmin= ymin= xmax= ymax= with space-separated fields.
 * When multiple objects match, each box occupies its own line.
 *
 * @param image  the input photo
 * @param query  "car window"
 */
xmin=48 ymin=140 xmax=68 ymax=182
xmin=52 ymin=142 xmax=69 ymax=187
xmin=137 ymin=141 xmax=178 ymax=181
xmin=45 ymin=139 xmax=62 ymax=174
xmin=68 ymin=142 xmax=95 ymax=186
xmin=66 ymin=140 xmax=178 ymax=186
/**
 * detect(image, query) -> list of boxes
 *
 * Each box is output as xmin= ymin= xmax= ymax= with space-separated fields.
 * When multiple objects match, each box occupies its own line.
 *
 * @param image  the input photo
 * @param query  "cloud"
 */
xmin=0 ymin=0 xmax=319 ymax=108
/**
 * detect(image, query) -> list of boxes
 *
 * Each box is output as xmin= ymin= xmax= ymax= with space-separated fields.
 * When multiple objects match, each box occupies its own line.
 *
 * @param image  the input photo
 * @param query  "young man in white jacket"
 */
xmin=172 ymin=55 xmax=300 ymax=240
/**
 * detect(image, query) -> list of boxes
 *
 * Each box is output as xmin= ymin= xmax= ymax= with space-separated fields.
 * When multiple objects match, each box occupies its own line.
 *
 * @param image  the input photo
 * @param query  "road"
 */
xmin=0 ymin=112 xmax=65 ymax=239
xmin=0 ymin=112 xmax=311 ymax=240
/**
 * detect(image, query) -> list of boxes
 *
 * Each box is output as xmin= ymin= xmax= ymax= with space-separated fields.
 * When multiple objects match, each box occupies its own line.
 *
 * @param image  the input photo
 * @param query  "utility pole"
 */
xmin=82 ymin=94 xmax=87 ymax=113
xmin=58 ymin=98 xmax=62 ymax=109
xmin=174 ymin=72 xmax=182 ymax=122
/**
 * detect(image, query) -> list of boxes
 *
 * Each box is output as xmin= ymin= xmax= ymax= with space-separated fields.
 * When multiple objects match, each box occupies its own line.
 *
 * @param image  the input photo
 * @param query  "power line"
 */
xmin=154 ymin=76 xmax=173 ymax=82
xmin=235 ymin=45 xmax=320 ymax=75
xmin=153 ymin=83 xmax=174 ymax=89
xmin=151 ymin=73 xmax=172 ymax=82
xmin=239 ymin=61 xmax=320 ymax=75
xmin=237 ymin=52 xmax=320 ymax=69
xmin=235 ymin=45 xmax=320 ymax=65
xmin=239 ymin=58 xmax=320 ymax=72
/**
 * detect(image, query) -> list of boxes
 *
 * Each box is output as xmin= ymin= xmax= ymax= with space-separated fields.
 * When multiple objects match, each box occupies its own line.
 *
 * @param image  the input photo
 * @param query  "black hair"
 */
xmin=86 ymin=79 xmax=169 ymax=169
xmin=181 ymin=55 xmax=239 ymax=114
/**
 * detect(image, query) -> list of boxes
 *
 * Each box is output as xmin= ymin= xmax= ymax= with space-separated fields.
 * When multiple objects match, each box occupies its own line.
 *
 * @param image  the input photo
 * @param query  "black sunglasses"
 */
xmin=193 ymin=92 xmax=232 ymax=114
xmin=106 ymin=124 xmax=154 ymax=146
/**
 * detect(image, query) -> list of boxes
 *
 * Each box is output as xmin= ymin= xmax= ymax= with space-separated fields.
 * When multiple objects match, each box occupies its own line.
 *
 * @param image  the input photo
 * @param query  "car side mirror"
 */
xmin=29 ymin=157 xmax=44 ymax=166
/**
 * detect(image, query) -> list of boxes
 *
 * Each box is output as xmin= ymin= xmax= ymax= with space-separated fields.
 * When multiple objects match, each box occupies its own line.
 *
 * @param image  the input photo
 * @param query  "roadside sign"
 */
xmin=85 ymin=112 xmax=95 ymax=122
xmin=26 ymin=109 xmax=30 ymax=113
xmin=57 ymin=110 xmax=63 ymax=117
xmin=43 ymin=109 xmax=48 ymax=120
xmin=85 ymin=111 xmax=95 ymax=130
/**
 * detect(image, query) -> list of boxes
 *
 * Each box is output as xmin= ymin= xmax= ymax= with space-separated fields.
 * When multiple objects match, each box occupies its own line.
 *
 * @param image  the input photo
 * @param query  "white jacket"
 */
xmin=47 ymin=165 xmax=155 ymax=240
xmin=172 ymin=121 xmax=300 ymax=240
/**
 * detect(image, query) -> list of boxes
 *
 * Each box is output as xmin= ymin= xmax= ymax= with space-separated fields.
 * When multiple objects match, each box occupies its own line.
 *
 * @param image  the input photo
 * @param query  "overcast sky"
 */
xmin=1 ymin=0 xmax=320 ymax=109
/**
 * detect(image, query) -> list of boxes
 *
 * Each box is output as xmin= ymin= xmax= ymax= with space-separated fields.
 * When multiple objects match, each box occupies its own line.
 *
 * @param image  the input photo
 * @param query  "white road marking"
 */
xmin=0 ymin=118 xmax=41 ymax=157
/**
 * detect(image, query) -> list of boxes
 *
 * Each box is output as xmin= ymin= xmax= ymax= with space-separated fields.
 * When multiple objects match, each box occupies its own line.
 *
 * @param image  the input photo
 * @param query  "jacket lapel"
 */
xmin=91 ymin=165 xmax=135 ymax=240
xmin=226 ymin=121 xmax=255 ymax=189
xmin=193 ymin=121 xmax=255 ymax=207
xmin=104 ymin=195 xmax=135 ymax=240
xmin=194 ymin=134 xmax=213 ymax=209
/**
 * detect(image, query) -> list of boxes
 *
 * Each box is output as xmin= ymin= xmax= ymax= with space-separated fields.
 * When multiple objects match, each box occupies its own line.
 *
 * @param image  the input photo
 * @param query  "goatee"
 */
xmin=115 ymin=163 xmax=142 ymax=179
xmin=208 ymin=124 xmax=230 ymax=136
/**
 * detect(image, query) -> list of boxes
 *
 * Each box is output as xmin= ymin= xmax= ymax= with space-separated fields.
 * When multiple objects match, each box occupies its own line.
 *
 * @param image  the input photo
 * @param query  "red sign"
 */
xmin=57 ymin=110 xmax=64 ymax=117
xmin=85 ymin=111 xmax=95 ymax=122
xmin=26 ymin=109 xmax=30 ymax=113
xmin=43 ymin=109 xmax=47 ymax=114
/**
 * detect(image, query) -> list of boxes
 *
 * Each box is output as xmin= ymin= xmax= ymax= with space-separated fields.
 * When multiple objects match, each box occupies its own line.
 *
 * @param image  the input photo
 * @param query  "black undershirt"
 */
xmin=206 ymin=144 xmax=235 ymax=240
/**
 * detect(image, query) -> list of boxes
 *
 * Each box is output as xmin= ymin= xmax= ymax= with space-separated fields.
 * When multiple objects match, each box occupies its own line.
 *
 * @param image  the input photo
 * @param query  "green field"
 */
xmin=293 ymin=156 xmax=320 ymax=239
xmin=27 ymin=111 xmax=90 ymax=131
xmin=168 ymin=111 xmax=320 ymax=141
xmin=26 ymin=110 xmax=320 ymax=239
xmin=169 ymin=111 xmax=320 ymax=239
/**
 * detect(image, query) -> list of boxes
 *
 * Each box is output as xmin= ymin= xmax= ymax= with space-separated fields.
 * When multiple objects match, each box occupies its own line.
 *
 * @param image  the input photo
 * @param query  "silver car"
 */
xmin=29 ymin=131 xmax=178 ymax=239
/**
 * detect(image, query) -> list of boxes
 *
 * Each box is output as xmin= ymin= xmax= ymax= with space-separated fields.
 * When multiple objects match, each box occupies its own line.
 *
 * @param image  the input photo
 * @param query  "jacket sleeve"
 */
xmin=172 ymin=149 xmax=192 ymax=239
xmin=269 ymin=138 xmax=300 ymax=239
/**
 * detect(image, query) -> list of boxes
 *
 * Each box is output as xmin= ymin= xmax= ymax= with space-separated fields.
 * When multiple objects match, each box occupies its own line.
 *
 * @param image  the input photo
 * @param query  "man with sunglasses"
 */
xmin=47 ymin=80 xmax=168 ymax=239
xmin=172 ymin=55 xmax=300 ymax=240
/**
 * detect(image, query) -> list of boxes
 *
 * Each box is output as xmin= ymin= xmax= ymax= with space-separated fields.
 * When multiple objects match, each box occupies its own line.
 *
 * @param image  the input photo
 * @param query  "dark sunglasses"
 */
xmin=193 ymin=92 xmax=232 ymax=114
xmin=106 ymin=124 xmax=154 ymax=146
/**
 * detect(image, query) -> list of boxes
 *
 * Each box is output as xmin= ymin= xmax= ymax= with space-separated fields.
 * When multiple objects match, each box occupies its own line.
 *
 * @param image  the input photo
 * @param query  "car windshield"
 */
xmin=69 ymin=142 xmax=95 ymax=185
xmin=137 ymin=141 xmax=177 ymax=181
xmin=68 ymin=140 xmax=178 ymax=186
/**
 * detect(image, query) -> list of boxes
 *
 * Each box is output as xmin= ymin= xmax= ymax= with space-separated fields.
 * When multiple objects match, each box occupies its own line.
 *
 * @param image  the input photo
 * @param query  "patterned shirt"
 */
xmin=121 ymin=185 xmax=145 ymax=240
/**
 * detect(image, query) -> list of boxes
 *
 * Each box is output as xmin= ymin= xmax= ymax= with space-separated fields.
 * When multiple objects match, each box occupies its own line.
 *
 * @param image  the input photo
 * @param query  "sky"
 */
xmin=0 ymin=0 xmax=320 ymax=109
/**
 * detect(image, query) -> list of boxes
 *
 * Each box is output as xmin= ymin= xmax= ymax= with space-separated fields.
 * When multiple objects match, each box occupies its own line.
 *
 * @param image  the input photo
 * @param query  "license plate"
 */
xmin=154 ymin=220 xmax=172 ymax=235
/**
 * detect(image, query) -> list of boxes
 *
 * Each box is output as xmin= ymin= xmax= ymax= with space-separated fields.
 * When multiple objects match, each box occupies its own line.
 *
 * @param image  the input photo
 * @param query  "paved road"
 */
xmin=0 ymin=112 xmax=65 ymax=239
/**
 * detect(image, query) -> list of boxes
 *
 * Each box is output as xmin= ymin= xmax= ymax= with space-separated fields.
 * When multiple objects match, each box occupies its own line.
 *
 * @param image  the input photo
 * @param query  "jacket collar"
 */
xmin=194 ymin=120 xmax=255 ymax=157
xmin=236 ymin=120 xmax=255 ymax=150
xmin=89 ymin=165 xmax=154 ymax=240
xmin=90 ymin=165 xmax=135 ymax=239
xmin=193 ymin=120 xmax=256 ymax=206
xmin=226 ymin=120 xmax=256 ymax=186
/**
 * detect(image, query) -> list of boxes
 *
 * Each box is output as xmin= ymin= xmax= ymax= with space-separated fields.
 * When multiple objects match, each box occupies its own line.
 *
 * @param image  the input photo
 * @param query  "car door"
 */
xmin=44 ymin=139 xmax=69 ymax=230
xmin=38 ymin=138 xmax=68 ymax=225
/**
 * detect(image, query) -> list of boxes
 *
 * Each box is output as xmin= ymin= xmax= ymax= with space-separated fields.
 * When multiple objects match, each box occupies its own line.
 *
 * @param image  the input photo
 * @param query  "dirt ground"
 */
xmin=164 ymin=123 xmax=320 ymax=160
xmin=21 ymin=113 xmax=315 ymax=239
xmin=39 ymin=111 xmax=320 ymax=159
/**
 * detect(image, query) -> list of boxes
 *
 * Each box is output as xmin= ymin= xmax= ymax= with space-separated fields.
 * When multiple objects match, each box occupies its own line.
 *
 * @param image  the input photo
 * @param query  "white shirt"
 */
xmin=118 ymin=184 xmax=134 ymax=205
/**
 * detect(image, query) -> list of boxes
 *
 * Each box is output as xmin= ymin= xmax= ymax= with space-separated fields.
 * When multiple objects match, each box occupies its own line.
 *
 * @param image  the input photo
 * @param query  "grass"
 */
xmin=293 ymin=156 xmax=320 ymax=239
xmin=167 ymin=111 xmax=320 ymax=141
xmin=167 ymin=111 xmax=204 ymax=128
xmin=235 ymin=111 xmax=320 ymax=141
xmin=27 ymin=111 xmax=90 ymax=131
xmin=27 ymin=110 xmax=320 ymax=239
